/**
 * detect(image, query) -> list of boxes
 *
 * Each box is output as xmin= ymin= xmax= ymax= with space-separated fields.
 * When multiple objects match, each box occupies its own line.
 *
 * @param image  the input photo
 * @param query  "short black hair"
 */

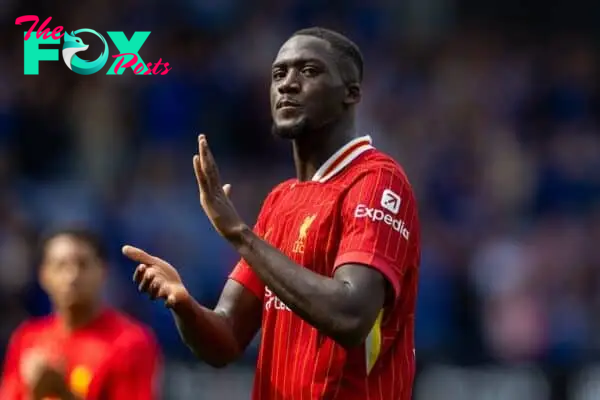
xmin=39 ymin=227 xmax=109 ymax=263
xmin=292 ymin=27 xmax=364 ymax=84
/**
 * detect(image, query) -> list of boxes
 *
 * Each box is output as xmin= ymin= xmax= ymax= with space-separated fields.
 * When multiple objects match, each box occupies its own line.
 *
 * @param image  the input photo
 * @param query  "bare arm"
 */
xmin=123 ymin=246 xmax=262 ymax=368
xmin=232 ymin=228 xmax=386 ymax=348
xmin=170 ymin=280 xmax=262 ymax=367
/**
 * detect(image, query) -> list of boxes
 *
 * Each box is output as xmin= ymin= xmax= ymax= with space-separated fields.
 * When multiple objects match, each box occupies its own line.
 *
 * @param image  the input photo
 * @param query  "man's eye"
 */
xmin=302 ymin=67 xmax=318 ymax=77
xmin=272 ymin=70 xmax=286 ymax=80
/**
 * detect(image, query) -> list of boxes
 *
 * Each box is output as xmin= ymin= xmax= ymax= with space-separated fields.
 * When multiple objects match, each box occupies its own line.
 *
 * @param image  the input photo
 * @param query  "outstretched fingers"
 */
xmin=122 ymin=245 xmax=165 ymax=267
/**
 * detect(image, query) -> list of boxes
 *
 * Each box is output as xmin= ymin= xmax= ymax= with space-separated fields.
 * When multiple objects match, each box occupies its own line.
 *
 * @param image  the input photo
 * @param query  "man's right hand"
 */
xmin=122 ymin=245 xmax=189 ymax=308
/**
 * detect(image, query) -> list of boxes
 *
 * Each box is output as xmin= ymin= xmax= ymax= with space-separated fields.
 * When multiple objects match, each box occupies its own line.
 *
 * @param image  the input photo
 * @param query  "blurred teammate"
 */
xmin=124 ymin=27 xmax=420 ymax=399
xmin=0 ymin=228 xmax=162 ymax=400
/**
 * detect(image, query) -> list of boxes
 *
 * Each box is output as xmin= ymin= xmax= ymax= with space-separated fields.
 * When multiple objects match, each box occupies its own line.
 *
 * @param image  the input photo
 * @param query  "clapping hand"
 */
xmin=193 ymin=134 xmax=248 ymax=240
xmin=122 ymin=135 xmax=248 ymax=308
xmin=122 ymin=245 xmax=189 ymax=308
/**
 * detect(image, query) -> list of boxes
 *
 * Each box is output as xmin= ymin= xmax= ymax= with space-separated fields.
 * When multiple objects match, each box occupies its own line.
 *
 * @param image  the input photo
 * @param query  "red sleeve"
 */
xmin=228 ymin=190 xmax=279 ymax=300
xmin=229 ymin=259 xmax=265 ymax=300
xmin=0 ymin=325 xmax=27 ymax=400
xmin=334 ymin=167 xmax=418 ymax=300
xmin=101 ymin=330 xmax=163 ymax=400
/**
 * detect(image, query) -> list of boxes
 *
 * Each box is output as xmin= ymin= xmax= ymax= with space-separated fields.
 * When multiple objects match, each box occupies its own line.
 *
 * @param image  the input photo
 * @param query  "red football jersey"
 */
xmin=0 ymin=308 xmax=162 ymax=400
xmin=230 ymin=136 xmax=420 ymax=400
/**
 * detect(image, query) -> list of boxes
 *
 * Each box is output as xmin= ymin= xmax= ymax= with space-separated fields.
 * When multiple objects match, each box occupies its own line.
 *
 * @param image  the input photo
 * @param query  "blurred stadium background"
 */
xmin=2 ymin=0 xmax=600 ymax=398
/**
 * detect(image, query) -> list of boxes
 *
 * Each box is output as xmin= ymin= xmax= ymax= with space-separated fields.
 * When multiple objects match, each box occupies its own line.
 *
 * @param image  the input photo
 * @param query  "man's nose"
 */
xmin=278 ymin=70 xmax=301 ymax=94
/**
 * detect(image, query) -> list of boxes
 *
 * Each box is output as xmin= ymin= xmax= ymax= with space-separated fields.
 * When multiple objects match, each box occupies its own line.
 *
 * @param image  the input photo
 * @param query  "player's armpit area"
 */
xmin=214 ymin=279 xmax=263 ymax=353
xmin=331 ymin=263 xmax=387 ymax=346
xmin=334 ymin=251 xmax=401 ymax=301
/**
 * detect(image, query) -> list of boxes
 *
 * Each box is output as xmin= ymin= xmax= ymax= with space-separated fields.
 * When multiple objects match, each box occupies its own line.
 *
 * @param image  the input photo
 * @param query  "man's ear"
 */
xmin=344 ymin=82 xmax=361 ymax=106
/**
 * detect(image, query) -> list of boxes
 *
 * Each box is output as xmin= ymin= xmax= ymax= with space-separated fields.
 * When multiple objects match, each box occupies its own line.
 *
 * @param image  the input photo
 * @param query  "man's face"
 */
xmin=270 ymin=35 xmax=348 ymax=139
xmin=40 ymin=235 xmax=105 ymax=311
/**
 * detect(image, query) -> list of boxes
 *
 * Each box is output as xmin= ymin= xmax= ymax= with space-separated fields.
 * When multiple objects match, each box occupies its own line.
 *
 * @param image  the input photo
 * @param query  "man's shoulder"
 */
xmin=340 ymin=149 xmax=410 ymax=186
xmin=360 ymin=149 xmax=406 ymax=173
xmin=266 ymin=179 xmax=296 ymax=197
xmin=10 ymin=315 xmax=56 ymax=340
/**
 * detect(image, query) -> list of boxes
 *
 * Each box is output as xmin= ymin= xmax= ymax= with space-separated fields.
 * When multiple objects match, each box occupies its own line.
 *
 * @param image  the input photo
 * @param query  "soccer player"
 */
xmin=0 ymin=228 xmax=162 ymax=400
xmin=123 ymin=27 xmax=420 ymax=399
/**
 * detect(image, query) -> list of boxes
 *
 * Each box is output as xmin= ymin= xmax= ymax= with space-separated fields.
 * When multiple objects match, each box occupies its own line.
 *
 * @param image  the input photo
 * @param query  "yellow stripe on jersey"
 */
xmin=365 ymin=309 xmax=384 ymax=374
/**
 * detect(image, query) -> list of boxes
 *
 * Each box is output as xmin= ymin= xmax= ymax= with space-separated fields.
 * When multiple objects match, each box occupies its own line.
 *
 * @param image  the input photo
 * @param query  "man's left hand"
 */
xmin=193 ymin=134 xmax=248 ymax=240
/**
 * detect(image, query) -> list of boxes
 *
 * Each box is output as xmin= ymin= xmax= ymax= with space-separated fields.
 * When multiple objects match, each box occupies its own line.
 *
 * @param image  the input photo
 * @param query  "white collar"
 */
xmin=311 ymin=135 xmax=374 ymax=183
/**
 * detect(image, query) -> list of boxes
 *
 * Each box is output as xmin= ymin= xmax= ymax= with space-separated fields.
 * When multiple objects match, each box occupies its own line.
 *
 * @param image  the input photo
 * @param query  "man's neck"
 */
xmin=292 ymin=117 xmax=356 ymax=182
xmin=57 ymin=303 xmax=103 ymax=332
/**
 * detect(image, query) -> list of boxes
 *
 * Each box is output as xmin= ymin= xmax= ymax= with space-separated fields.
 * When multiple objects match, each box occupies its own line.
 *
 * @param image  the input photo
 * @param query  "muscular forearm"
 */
xmin=171 ymin=293 xmax=241 ymax=367
xmin=232 ymin=226 xmax=364 ymax=346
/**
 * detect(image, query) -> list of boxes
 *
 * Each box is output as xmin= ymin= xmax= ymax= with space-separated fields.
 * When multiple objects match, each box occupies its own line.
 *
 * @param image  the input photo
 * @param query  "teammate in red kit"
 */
xmin=0 ymin=228 xmax=162 ymax=400
xmin=123 ymin=27 xmax=420 ymax=399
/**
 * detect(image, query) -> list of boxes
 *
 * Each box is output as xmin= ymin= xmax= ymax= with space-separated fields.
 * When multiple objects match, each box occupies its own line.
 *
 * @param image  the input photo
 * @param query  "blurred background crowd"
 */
xmin=1 ymin=0 xmax=600 ymax=398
